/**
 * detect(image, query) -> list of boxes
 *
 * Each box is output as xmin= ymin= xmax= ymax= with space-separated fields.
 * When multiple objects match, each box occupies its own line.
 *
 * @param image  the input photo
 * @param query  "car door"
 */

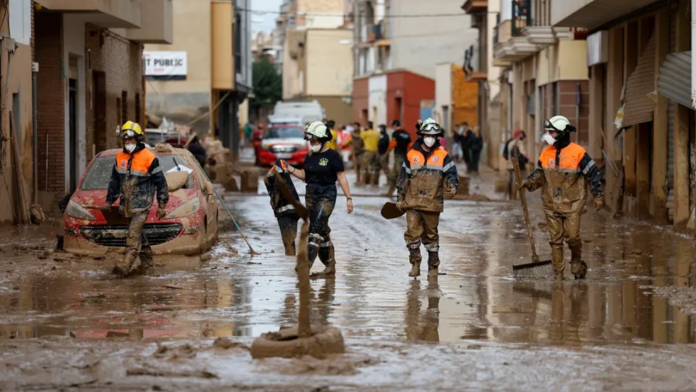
xmin=188 ymin=155 xmax=218 ymax=244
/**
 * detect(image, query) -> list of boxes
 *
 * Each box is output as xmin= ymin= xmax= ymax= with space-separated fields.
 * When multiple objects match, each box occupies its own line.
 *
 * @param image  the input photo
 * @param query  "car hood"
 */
xmin=262 ymin=138 xmax=306 ymax=148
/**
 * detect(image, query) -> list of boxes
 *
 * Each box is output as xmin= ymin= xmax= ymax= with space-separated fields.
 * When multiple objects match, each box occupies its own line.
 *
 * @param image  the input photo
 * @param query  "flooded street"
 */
xmin=1 ymin=169 xmax=696 ymax=390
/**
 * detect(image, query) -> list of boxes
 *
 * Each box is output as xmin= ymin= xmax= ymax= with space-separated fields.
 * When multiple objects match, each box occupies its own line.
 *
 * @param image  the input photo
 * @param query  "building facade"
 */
xmin=554 ymin=0 xmax=695 ymax=230
xmin=145 ymin=0 xmax=251 ymax=159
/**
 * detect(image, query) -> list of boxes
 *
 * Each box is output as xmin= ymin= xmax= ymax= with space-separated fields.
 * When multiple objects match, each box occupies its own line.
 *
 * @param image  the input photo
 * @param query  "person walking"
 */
xmin=504 ymin=130 xmax=529 ymax=199
xmin=359 ymin=121 xmax=380 ymax=185
xmin=459 ymin=122 xmax=472 ymax=169
xmin=397 ymin=118 xmax=458 ymax=278
xmin=285 ymin=121 xmax=354 ymax=277
xmin=386 ymin=120 xmax=412 ymax=197
xmin=105 ymin=121 xmax=169 ymax=277
xmin=468 ymin=126 xmax=483 ymax=174
xmin=519 ymin=116 xmax=604 ymax=280
xmin=349 ymin=123 xmax=364 ymax=184
xmin=375 ymin=124 xmax=391 ymax=185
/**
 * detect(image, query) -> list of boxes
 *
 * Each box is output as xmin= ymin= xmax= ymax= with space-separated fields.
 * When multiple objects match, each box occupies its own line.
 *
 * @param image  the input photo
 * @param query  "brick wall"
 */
xmin=85 ymin=25 xmax=143 ymax=160
xmin=35 ymin=12 xmax=65 ymax=193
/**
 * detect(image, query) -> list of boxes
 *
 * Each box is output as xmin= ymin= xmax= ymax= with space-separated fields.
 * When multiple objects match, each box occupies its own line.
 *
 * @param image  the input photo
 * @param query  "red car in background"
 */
xmin=63 ymin=145 xmax=219 ymax=257
xmin=256 ymin=125 xmax=309 ymax=167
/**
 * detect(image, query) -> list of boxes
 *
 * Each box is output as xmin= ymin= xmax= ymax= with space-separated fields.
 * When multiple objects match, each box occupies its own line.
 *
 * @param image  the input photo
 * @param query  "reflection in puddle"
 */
xmin=0 ymin=193 xmax=694 ymax=347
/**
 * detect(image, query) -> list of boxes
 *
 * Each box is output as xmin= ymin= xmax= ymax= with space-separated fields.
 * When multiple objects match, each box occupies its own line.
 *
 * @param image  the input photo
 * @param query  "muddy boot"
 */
xmin=427 ymin=252 xmax=440 ymax=278
xmin=570 ymin=260 xmax=588 ymax=280
xmin=409 ymin=248 xmax=422 ymax=277
xmin=312 ymin=245 xmax=336 ymax=278
xmin=551 ymin=247 xmax=564 ymax=281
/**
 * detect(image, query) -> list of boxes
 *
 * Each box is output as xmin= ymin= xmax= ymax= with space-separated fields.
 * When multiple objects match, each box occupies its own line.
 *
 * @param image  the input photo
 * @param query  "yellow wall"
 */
xmin=305 ymin=29 xmax=353 ymax=97
xmin=451 ymin=64 xmax=478 ymax=127
xmin=558 ymin=40 xmax=589 ymax=80
xmin=211 ymin=1 xmax=234 ymax=90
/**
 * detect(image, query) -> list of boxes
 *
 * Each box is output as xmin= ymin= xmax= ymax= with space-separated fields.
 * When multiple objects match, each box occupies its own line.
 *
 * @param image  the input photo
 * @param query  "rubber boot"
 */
xmin=568 ymin=240 xmax=586 ymax=280
xmin=409 ymin=248 xmax=422 ymax=277
xmin=551 ymin=247 xmax=564 ymax=281
xmin=313 ymin=244 xmax=336 ymax=278
xmin=427 ymin=252 xmax=440 ymax=278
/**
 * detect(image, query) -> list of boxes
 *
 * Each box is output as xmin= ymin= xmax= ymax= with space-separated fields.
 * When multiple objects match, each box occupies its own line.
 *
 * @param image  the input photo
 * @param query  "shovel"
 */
xmin=510 ymin=148 xmax=552 ymax=271
xmin=381 ymin=201 xmax=405 ymax=219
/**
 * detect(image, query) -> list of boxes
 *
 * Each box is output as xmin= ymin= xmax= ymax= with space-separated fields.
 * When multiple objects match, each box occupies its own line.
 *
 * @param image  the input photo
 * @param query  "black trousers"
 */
xmin=305 ymin=183 xmax=337 ymax=266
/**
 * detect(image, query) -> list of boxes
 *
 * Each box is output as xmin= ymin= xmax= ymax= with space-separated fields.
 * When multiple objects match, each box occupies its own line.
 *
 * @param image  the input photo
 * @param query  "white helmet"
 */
xmin=544 ymin=115 xmax=575 ymax=133
xmin=304 ymin=120 xmax=330 ymax=140
xmin=418 ymin=118 xmax=442 ymax=136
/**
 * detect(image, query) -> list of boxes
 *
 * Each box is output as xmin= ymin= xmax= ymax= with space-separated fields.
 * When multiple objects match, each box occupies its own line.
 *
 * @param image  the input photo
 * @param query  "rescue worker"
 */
xmin=264 ymin=159 xmax=300 ymax=256
xmin=375 ymin=124 xmax=391 ymax=185
xmin=105 ymin=121 xmax=169 ymax=277
xmin=519 ymin=116 xmax=604 ymax=280
xmin=360 ymin=121 xmax=380 ymax=185
xmin=397 ymin=118 xmax=458 ymax=278
xmin=285 ymin=121 xmax=354 ymax=277
xmin=339 ymin=125 xmax=353 ymax=165
xmin=324 ymin=120 xmax=339 ymax=150
xmin=386 ymin=120 xmax=412 ymax=197
xmin=350 ymin=124 xmax=364 ymax=184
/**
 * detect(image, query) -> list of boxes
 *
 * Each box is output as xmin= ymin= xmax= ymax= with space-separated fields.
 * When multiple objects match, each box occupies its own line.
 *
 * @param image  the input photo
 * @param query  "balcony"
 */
xmin=461 ymin=0 xmax=488 ymax=14
xmin=126 ymin=0 xmax=172 ymax=44
xmin=35 ymin=0 xmax=141 ymax=28
xmin=493 ymin=0 xmax=538 ymax=63
xmin=552 ymin=0 xmax=661 ymax=30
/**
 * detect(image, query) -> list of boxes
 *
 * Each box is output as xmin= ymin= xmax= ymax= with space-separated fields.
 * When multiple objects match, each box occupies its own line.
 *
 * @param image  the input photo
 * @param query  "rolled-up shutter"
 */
xmin=657 ymin=52 xmax=691 ymax=110
xmin=622 ymin=36 xmax=656 ymax=127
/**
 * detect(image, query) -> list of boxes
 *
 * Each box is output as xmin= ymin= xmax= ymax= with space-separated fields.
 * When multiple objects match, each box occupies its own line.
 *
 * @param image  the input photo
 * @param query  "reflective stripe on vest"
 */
xmin=538 ymin=143 xmax=586 ymax=171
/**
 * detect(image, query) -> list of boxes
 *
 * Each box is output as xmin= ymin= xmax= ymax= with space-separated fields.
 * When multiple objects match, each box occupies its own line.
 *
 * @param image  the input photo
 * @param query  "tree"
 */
xmin=250 ymin=55 xmax=282 ymax=121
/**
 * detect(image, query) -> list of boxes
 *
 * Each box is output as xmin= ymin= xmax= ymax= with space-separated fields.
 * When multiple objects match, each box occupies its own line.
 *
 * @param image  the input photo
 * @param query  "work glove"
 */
xmin=594 ymin=195 xmax=604 ymax=211
xmin=157 ymin=204 xmax=167 ymax=219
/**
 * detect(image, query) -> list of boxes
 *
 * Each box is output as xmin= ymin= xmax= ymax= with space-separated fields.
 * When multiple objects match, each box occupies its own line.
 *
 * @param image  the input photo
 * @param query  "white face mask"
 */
xmin=125 ymin=143 xmax=137 ymax=153
xmin=423 ymin=136 xmax=436 ymax=148
xmin=310 ymin=144 xmax=322 ymax=153
xmin=542 ymin=133 xmax=556 ymax=146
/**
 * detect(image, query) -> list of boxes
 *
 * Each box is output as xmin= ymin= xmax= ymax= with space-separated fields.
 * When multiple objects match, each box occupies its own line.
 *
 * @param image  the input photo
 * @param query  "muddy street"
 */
xmin=1 ymin=170 xmax=696 ymax=390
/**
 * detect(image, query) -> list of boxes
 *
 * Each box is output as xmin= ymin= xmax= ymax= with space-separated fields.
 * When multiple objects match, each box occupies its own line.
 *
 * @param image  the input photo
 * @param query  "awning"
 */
xmin=622 ymin=36 xmax=656 ymax=127
xmin=658 ymin=51 xmax=691 ymax=108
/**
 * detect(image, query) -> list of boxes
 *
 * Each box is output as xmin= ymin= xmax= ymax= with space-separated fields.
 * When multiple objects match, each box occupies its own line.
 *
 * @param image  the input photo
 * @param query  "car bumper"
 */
xmin=63 ymin=223 xmax=206 ymax=257
xmin=258 ymin=150 xmax=307 ymax=166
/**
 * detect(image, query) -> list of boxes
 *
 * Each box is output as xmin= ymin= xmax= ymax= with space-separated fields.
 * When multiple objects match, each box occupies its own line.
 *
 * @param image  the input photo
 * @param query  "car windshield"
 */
xmin=81 ymin=153 xmax=196 ymax=190
xmin=266 ymin=127 xmax=304 ymax=139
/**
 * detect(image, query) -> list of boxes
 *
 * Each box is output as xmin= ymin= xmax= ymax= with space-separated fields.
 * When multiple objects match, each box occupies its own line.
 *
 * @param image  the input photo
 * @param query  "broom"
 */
xmin=510 ymin=147 xmax=552 ymax=271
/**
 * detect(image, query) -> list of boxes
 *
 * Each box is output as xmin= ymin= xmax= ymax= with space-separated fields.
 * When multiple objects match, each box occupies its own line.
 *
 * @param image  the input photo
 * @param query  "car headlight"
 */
xmin=66 ymin=200 xmax=97 ymax=221
xmin=164 ymin=198 xmax=200 ymax=219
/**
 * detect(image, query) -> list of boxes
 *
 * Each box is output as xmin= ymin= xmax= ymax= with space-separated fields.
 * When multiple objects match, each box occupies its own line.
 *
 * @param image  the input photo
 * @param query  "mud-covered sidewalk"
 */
xmin=0 ymin=164 xmax=695 ymax=391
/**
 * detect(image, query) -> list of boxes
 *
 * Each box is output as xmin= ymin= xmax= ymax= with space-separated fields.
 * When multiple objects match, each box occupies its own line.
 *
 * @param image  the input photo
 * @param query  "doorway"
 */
xmin=69 ymin=78 xmax=78 ymax=193
xmin=92 ymin=71 xmax=106 ymax=155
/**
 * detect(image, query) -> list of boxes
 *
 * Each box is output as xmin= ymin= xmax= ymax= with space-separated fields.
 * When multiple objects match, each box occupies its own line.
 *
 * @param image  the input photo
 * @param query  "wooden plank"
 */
xmin=674 ymin=104 xmax=690 ymax=229
xmin=605 ymin=26 xmax=624 ymax=210
xmin=652 ymin=8 xmax=669 ymax=225
xmin=623 ymin=22 xmax=639 ymax=199
xmin=588 ymin=66 xmax=603 ymax=159
xmin=636 ymin=123 xmax=651 ymax=220
xmin=9 ymin=117 xmax=30 ymax=225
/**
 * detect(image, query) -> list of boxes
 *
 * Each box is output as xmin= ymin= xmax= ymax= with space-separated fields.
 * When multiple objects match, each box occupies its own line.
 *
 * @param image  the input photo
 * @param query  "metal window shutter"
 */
xmin=622 ymin=36 xmax=656 ymax=127
xmin=657 ymin=52 xmax=692 ymax=108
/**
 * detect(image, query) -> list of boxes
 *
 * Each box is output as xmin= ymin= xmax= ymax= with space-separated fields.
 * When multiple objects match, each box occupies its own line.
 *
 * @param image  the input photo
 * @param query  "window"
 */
xmin=81 ymin=155 xmax=196 ymax=190
xmin=235 ymin=12 xmax=242 ymax=75
xmin=266 ymin=127 xmax=304 ymax=139
xmin=9 ymin=0 xmax=31 ymax=45
xmin=121 ymin=91 xmax=128 ymax=123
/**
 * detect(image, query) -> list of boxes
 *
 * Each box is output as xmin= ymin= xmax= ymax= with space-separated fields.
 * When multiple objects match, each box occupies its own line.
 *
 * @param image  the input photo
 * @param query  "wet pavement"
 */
xmin=1 ymin=164 xmax=696 ymax=390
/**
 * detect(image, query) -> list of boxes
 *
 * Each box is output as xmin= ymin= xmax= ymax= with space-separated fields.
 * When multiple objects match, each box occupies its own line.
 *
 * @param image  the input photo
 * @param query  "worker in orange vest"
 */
xmin=396 ymin=118 xmax=458 ymax=278
xmin=519 ymin=115 xmax=604 ymax=280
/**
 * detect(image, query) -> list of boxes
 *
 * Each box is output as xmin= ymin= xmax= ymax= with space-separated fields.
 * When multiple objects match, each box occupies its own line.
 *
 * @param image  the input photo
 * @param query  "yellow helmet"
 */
xmin=120 ymin=121 xmax=144 ymax=140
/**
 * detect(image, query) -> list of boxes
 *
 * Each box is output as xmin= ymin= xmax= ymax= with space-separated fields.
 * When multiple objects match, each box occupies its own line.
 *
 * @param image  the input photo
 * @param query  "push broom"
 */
xmin=511 ymin=147 xmax=552 ymax=271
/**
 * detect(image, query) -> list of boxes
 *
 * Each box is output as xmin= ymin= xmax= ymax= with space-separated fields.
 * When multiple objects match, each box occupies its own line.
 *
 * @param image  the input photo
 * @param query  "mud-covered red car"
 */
xmin=63 ymin=145 xmax=219 ymax=256
xmin=256 ymin=125 xmax=309 ymax=166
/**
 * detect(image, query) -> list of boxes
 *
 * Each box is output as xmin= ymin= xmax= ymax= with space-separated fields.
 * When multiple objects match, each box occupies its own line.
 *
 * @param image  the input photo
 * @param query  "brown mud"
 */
xmin=0 ymin=165 xmax=696 ymax=389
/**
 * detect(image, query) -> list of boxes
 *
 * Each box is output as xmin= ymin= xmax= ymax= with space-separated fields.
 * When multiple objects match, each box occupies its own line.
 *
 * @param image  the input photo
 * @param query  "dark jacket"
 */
xmin=106 ymin=144 xmax=169 ymax=217
xmin=187 ymin=142 xmax=207 ymax=168
xmin=392 ymin=128 xmax=412 ymax=156
xmin=378 ymin=130 xmax=390 ymax=155
xmin=264 ymin=159 xmax=300 ymax=217
xmin=397 ymin=139 xmax=458 ymax=213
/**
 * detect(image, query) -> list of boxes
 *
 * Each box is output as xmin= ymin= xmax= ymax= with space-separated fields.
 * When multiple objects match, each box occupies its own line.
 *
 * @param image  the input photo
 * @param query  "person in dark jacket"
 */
xmin=386 ymin=120 xmax=412 ymax=197
xmin=106 ymin=121 xmax=169 ymax=277
xmin=468 ymin=126 xmax=483 ymax=174
xmin=264 ymin=159 xmax=301 ymax=256
xmin=375 ymin=124 xmax=391 ymax=185
xmin=186 ymin=134 xmax=207 ymax=168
